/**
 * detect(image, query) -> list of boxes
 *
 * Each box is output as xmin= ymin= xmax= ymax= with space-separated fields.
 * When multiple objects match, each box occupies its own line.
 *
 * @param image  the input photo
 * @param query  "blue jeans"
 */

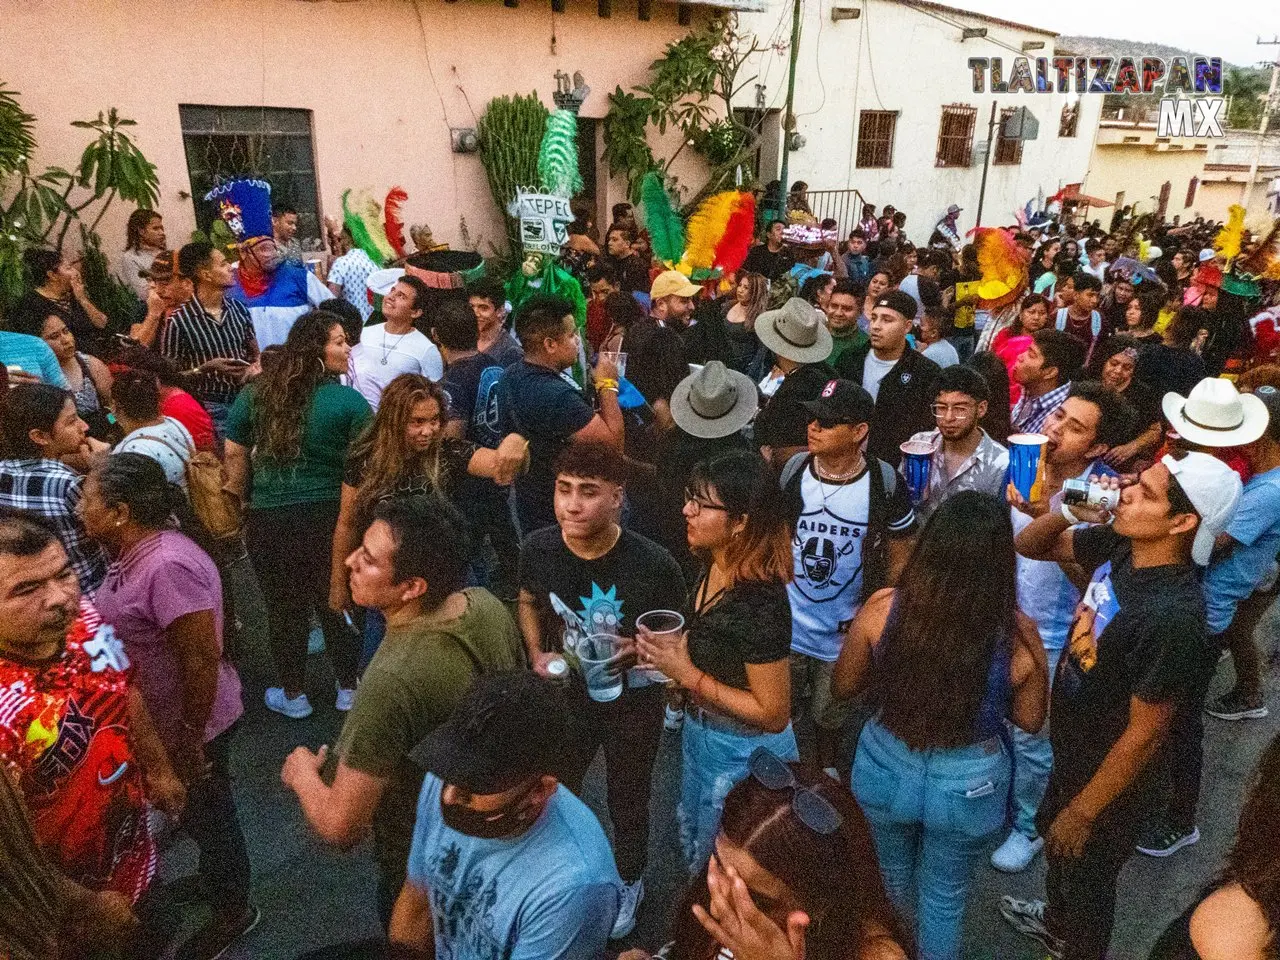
xmin=678 ymin=709 xmax=798 ymax=875
xmin=852 ymin=718 xmax=1011 ymax=960
xmin=205 ymin=400 xmax=232 ymax=440
xmin=1010 ymin=646 xmax=1063 ymax=837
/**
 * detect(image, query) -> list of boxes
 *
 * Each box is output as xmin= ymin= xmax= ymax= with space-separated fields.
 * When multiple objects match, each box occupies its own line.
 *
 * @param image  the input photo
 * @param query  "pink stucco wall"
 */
xmin=0 ymin=0 xmax=710 ymax=263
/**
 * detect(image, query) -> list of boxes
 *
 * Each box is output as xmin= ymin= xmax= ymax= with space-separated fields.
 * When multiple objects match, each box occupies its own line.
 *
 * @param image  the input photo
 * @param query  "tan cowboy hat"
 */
xmin=756 ymin=297 xmax=833 ymax=364
xmin=670 ymin=361 xmax=759 ymax=439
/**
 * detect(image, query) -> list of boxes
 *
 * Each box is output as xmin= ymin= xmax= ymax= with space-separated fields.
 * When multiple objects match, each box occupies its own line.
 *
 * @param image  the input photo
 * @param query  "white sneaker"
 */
xmin=264 ymin=687 xmax=313 ymax=719
xmin=610 ymin=877 xmax=644 ymax=939
xmin=664 ymin=705 xmax=684 ymax=731
xmin=335 ymin=686 xmax=357 ymax=712
xmin=991 ymin=830 xmax=1044 ymax=872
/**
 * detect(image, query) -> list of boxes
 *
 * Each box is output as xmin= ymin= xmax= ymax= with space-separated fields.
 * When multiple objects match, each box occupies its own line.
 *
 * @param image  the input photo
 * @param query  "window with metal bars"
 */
xmin=856 ymin=111 xmax=897 ymax=169
xmin=936 ymin=104 xmax=977 ymax=167
xmin=994 ymin=107 xmax=1023 ymax=165
xmin=178 ymin=105 xmax=322 ymax=247
xmin=1059 ymin=102 xmax=1079 ymax=138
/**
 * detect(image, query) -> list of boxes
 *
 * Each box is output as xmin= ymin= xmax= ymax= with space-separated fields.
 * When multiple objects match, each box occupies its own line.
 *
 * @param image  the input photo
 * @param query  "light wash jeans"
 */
xmin=852 ymin=717 xmax=1011 ymax=960
xmin=1009 ymin=646 xmax=1063 ymax=837
xmin=678 ymin=709 xmax=798 ymax=875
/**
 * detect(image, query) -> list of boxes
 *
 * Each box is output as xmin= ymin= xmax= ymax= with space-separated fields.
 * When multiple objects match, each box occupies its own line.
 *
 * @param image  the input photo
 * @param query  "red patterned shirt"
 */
xmin=0 ymin=599 xmax=154 ymax=902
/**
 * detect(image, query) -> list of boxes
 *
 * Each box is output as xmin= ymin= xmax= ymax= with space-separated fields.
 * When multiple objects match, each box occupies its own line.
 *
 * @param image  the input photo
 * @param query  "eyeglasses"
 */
xmin=748 ymin=747 xmax=843 ymax=835
xmin=930 ymin=402 xmax=976 ymax=419
xmin=684 ymin=490 xmax=728 ymax=516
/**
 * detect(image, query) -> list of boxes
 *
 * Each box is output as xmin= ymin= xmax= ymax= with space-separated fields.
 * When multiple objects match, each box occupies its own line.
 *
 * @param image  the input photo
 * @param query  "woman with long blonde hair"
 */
xmin=224 ymin=310 xmax=372 ymax=719
xmin=328 ymin=373 xmax=526 ymax=624
xmin=686 ymin=272 xmax=768 ymax=374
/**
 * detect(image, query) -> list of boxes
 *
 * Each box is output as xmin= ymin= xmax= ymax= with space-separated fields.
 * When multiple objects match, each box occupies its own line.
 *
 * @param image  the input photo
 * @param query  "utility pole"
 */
xmin=774 ymin=0 xmax=803 ymax=221
xmin=1241 ymin=36 xmax=1280 ymax=214
xmin=974 ymin=100 xmax=997 ymax=228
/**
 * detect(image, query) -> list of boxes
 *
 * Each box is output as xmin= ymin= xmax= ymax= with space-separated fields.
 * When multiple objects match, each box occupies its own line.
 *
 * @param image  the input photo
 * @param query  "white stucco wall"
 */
xmin=735 ymin=0 xmax=1102 ymax=236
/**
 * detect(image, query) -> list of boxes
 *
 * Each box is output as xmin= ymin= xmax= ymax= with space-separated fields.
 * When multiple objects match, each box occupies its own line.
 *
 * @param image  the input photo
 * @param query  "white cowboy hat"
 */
xmin=1162 ymin=378 xmax=1269 ymax=448
xmin=366 ymin=267 xmax=406 ymax=297
xmin=756 ymin=297 xmax=833 ymax=365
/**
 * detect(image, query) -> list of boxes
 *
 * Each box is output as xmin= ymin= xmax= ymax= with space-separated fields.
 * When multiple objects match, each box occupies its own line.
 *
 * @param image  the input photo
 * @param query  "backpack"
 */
xmin=780 ymin=452 xmax=900 ymax=602
xmin=135 ymin=429 xmax=243 ymax=542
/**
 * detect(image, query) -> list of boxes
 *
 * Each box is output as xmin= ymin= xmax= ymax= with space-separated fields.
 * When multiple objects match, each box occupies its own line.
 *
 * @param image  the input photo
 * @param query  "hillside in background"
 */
xmin=1055 ymin=36 xmax=1230 ymax=66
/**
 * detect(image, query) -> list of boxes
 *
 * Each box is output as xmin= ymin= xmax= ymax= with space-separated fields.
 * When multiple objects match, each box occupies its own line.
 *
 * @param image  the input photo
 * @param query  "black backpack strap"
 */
xmin=779 ymin=451 xmax=812 ymax=495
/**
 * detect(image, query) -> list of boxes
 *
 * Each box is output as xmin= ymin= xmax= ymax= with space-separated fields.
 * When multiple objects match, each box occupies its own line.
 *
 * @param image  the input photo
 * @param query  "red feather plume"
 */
xmin=714 ymin=193 xmax=756 ymax=275
xmin=384 ymin=187 xmax=408 ymax=259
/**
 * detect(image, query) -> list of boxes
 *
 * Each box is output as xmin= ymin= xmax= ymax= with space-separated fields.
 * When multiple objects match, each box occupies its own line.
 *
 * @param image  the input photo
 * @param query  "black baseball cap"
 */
xmin=873 ymin=290 xmax=919 ymax=321
xmin=408 ymin=670 xmax=571 ymax=794
xmin=801 ymin=379 xmax=875 ymax=425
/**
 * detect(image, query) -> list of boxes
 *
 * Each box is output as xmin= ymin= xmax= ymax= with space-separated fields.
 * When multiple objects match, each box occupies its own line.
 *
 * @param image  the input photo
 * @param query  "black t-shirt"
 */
xmin=602 ymin=253 xmax=651 ymax=295
xmin=496 ymin=361 xmax=596 ymax=533
xmin=1123 ymin=377 xmax=1162 ymax=431
xmin=623 ymin=319 xmax=689 ymax=406
xmin=754 ymin=362 xmax=836 ymax=449
xmin=441 ymin=351 xmax=504 ymax=448
xmin=343 ymin=437 xmax=477 ymax=530
xmin=741 ymin=245 xmax=794 ymax=282
xmin=518 ymin=527 xmax=686 ymax=686
xmin=10 ymin=290 xmax=112 ymax=359
xmin=1135 ymin=344 xmax=1206 ymax=399
xmin=1049 ymin=525 xmax=1211 ymax=799
xmin=689 ymin=578 xmax=792 ymax=690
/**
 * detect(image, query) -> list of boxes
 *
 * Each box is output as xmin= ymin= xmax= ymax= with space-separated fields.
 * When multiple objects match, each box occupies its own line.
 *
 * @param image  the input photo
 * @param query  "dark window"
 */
xmin=856 ymin=111 xmax=897 ymax=169
xmin=1059 ymin=102 xmax=1079 ymax=138
xmin=936 ymin=104 xmax=977 ymax=167
xmin=178 ymin=105 xmax=322 ymax=248
xmin=1185 ymin=176 xmax=1198 ymax=208
xmin=994 ymin=108 xmax=1023 ymax=165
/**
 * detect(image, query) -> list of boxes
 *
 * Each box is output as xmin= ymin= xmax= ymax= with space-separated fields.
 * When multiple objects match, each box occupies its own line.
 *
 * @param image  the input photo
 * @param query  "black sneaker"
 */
xmin=1135 ymin=822 xmax=1200 ymax=858
xmin=1205 ymin=691 xmax=1269 ymax=721
xmin=175 ymin=905 xmax=261 ymax=960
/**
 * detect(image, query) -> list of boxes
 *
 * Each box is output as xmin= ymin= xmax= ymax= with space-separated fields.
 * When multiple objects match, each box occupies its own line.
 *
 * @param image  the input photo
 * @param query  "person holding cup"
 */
xmin=902 ymin=365 xmax=1009 ymax=523
xmin=636 ymin=450 xmax=799 ymax=875
xmin=516 ymin=440 xmax=686 ymax=938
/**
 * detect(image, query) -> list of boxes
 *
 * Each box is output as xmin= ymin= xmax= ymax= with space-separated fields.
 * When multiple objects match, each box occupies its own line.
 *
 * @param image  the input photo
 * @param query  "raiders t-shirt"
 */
xmin=789 ymin=459 xmax=914 ymax=661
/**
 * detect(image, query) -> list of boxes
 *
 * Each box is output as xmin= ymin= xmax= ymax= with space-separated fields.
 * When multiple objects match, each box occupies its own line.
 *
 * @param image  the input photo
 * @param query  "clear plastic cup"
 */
xmin=599 ymin=350 xmax=627 ymax=381
xmin=635 ymin=609 xmax=685 ymax=683
xmin=579 ymin=632 xmax=625 ymax=702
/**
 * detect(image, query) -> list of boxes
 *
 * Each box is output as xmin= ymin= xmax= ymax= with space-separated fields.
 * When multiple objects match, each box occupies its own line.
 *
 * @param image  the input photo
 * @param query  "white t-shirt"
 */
xmin=861 ymin=352 xmax=897 ymax=402
xmin=898 ymin=274 xmax=925 ymax=320
xmin=114 ymin=417 xmax=196 ymax=489
xmin=922 ymin=339 xmax=959 ymax=368
xmin=348 ymin=323 xmax=444 ymax=410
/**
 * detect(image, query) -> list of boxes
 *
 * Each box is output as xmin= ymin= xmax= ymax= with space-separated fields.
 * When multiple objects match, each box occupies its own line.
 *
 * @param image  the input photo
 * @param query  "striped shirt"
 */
xmin=1011 ymin=380 xmax=1072 ymax=436
xmin=159 ymin=296 xmax=256 ymax=405
xmin=0 ymin=458 xmax=108 ymax=594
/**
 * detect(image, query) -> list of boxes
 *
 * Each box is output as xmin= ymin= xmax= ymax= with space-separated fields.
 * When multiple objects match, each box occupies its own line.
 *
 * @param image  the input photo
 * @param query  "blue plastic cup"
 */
xmin=1008 ymin=433 xmax=1048 ymax=500
xmin=899 ymin=440 xmax=934 ymax=505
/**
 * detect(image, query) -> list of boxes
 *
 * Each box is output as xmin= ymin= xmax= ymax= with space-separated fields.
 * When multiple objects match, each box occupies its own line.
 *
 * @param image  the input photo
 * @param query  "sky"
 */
xmin=955 ymin=0 xmax=1279 ymax=68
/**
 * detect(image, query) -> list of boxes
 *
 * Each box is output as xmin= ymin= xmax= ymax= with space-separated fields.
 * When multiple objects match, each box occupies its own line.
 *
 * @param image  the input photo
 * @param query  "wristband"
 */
xmin=1061 ymin=501 xmax=1082 ymax=525
xmin=594 ymin=377 xmax=619 ymax=392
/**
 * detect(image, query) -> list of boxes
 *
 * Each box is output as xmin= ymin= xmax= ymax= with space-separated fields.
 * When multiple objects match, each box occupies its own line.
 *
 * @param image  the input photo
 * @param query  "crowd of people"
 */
xmin=1 ymin=191 xmax=1279 ymax=960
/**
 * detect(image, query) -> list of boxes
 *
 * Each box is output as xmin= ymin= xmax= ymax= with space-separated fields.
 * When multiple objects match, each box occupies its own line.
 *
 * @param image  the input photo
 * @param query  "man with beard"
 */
xmin=904 ymin=365 xmax=1009 ymax=523
xmin=390 ymin=670 xmax=622 ymax=959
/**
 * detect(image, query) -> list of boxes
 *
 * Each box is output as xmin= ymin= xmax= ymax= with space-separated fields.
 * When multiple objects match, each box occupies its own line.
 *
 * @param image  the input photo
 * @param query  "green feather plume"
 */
xmin=640 ymin=171 xmax=684 ymax=266
xmin=342 ymin=189 xmax=395 ymax=266
xmin=537 ymin=110 xmax=583 ymax=198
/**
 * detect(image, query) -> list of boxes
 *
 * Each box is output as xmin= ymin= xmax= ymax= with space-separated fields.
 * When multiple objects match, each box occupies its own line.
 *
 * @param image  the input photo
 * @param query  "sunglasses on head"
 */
xmin=748 ymin=747 xmax=843 ymax=835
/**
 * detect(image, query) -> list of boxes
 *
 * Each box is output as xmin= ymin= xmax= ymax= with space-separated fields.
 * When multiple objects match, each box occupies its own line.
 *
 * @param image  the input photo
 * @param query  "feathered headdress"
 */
xmin=715 ymin=193 xmax=756 ymax=276
xmin=537 ymin=110 xmax=583 ymax=198
xmin=384 ymin=187 xmax=409 ymax=260
xmin=343 ymin=189 xmax=396 ymax=266
xmin=205 ymin=178 xmax=272 ymax=242
xmin=1238 ymin=219 xmax=1280 ymax=281
xmin=684 ymin=192 xmax=740 ymax=271
xmin=640 ymin=171 xmax=685 ymax=267
xmin=1213 ymin=205 xmax=1246 ymax=263
xmin=973 ymin=227 xmax=1028 ymax=308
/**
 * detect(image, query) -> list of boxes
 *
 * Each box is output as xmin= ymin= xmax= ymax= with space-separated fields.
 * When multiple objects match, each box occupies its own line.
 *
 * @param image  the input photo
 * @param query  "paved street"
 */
xmin=152 ymin=557 xmax=1280 ymax=959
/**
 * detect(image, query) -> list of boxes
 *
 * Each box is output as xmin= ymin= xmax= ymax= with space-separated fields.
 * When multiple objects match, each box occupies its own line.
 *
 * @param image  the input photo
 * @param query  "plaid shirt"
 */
xmin=0 ymin=459 xmax=107 ymax=594
xmin=1010 ymin=381 xmax=1072 ymax=436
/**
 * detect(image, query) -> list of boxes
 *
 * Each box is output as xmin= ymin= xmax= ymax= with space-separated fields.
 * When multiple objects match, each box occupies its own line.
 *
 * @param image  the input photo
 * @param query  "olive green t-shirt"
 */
xmin=335 ymin=588 xmax=524 ymax=888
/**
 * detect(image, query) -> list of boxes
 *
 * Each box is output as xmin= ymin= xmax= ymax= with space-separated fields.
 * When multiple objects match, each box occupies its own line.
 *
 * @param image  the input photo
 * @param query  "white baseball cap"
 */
xmin=1161 ymin=452 xmax=1242 ymax=565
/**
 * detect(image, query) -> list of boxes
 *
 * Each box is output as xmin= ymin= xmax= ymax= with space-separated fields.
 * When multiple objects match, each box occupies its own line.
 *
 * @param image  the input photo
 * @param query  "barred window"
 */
xmin=994 ymin=107 xmax=1024 ymax=165
xmin=936 ymin=104 xmax=977 ymax=167
xmin=179 ymin=105 xmax=322 ymax=247
xmin=1059 ymin=102 xmax=1079 ymax=138
xmin=856 ymin=111 xmax=897 ymax=169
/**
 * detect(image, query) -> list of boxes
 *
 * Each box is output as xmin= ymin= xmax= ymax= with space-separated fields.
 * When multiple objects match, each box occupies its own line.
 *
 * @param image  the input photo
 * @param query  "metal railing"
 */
xmin=800 ymin=189 xmax=869 ymax=238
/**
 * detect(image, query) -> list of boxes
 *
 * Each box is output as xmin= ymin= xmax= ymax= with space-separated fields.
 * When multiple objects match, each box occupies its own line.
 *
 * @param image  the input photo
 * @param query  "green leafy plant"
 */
xmin=602 ymin=15 xmax=765 ymax=202
xmin=1223 ymin=67 xmax=1269 ymax=132
xmin=477 ymin=92 xmax=550 ymax=251
xmin=0 ymin=96 xmax=157 ymax=317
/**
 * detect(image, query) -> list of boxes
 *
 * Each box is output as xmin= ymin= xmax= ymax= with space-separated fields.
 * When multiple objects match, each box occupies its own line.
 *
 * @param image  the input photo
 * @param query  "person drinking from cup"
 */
xmin=636 ymin=451 xmax=800 ymax=874
xmin=902 ymin=365 xmax=1010 ymax=523
xmin=776 ymin=379 xmax=916 ymax=773
xmin=516 ymin=440 xmax=686 ymax=938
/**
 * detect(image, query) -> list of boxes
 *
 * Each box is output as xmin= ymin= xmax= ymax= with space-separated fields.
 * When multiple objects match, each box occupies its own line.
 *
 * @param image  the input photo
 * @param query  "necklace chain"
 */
xmin=380 ymin=329 xmax=409 ymax=365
